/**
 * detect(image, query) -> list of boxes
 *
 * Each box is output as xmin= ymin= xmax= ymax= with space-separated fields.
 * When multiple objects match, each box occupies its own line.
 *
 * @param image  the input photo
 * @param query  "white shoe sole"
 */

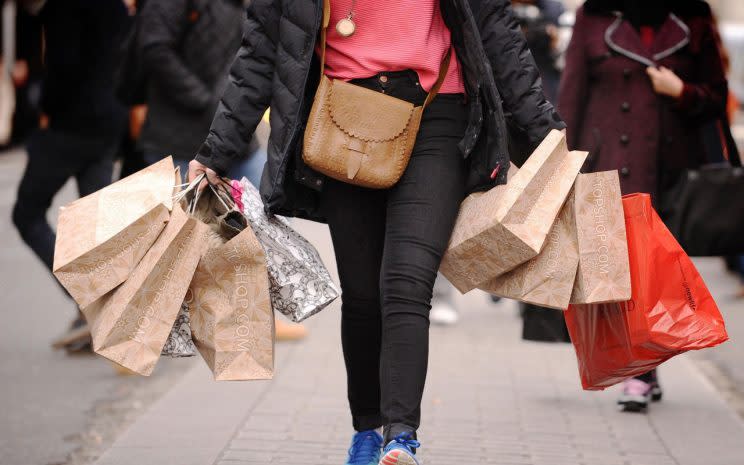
xmin=617 ymin=393 xmax=650 ymax=412
xmin=380 ymin=449 xmax=419 ymax=465
xmin=430 ymin=305 xmax=459 ymax=326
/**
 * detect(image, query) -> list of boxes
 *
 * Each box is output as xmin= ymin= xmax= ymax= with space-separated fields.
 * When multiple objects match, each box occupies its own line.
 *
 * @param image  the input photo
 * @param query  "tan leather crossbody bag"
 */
xmin=302 ymin=0 xmax=451 ymax=189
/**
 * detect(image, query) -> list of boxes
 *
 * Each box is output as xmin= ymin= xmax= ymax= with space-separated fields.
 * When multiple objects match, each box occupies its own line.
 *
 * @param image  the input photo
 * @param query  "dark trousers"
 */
xmin=12 ymin=129 xmax=116 ymax=273
xmin=319 ymin=71 xmax=468 ymax=442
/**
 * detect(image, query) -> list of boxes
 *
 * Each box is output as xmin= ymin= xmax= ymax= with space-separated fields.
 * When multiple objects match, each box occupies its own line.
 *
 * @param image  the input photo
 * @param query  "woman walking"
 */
xmin=190 ymin=0 xmax=563 ymax=463
xmin=558 ymin=0 xmax=730 ymax=412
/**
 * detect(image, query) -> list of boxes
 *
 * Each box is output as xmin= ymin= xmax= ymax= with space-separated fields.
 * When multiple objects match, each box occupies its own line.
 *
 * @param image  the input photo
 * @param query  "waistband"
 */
xmin=349 ymin=70 xmax=463 ymax=106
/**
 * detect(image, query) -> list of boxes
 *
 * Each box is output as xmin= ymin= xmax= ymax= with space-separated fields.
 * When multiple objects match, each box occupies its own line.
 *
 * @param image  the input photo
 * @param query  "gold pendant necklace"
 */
xmin=335 ymin=0 xmax=356 ymax=37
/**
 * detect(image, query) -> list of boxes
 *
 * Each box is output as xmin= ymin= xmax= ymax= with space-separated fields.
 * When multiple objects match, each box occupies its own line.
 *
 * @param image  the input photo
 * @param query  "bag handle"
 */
xmin=318 ymin=0 xmax=331 ymax=80
xmin=174 ymin=173 xmax=237 ymax=215
xmin=319 ymin=0 xmax=451 ymax=108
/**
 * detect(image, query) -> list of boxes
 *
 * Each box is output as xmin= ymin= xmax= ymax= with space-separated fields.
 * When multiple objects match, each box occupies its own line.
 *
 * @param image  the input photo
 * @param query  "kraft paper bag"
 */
xmin=0 ymin=61 xmax=14 ymax=145
xmin=82 ymin=205 xmax=208 ymax=376
xmin=189 ymin=225 xmax=274 ymax=381
xmin=441 ymin=130 xmax=588 ymax=293
xmin=570 ymin=171 xmax=631 ymax=304
xmin=480 ymin=189 xmax=579 ymax=310
xmin=53 ymin=157 xmax=177 ymax=309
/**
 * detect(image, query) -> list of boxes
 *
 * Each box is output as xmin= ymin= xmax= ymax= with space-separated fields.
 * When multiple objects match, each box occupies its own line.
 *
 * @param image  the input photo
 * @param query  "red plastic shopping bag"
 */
xmin=564 ymin=193 xmax=728 ymax=390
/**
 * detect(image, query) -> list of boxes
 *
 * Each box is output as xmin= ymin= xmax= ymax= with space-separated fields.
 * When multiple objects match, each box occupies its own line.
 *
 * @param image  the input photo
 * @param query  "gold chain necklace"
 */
xmin=335 ymin=0 xmax=357 ymax=37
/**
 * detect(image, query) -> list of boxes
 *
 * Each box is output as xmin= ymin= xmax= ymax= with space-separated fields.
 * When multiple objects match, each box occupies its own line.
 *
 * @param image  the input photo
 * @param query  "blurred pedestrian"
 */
xmin=11 ymin=0 xmax=129 ymax=351
xmin=189 ymin=0 xmax=564 ymax=463
xmin=558 ymin=0 xmax=729 ymax=412
xmin=0 ymin=0 xmax=44 ymax=147
xmin=736 ymin=256 xmax=744 ymax=298
xmin=512 ymin=0 xmax=564 ymax=102
xmin=510 ymin=0 xmax=568 ymax=341
xmin=116 ymin=0 xmax=148 ymax=179
xmin=137 ymin=0 xmax=258 ymax=175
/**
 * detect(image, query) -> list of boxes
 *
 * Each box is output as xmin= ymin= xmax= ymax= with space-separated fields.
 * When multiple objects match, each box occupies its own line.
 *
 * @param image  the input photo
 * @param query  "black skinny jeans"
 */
xmin=320 ymin=71 xmax=468 ymax=442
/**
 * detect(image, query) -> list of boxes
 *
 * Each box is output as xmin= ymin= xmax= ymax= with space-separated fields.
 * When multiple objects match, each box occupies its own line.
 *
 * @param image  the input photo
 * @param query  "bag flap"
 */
xmin=328 ymin=79 xmax=415 ymax=142
xmin=506 ymin=150 xmax=587 ymax=252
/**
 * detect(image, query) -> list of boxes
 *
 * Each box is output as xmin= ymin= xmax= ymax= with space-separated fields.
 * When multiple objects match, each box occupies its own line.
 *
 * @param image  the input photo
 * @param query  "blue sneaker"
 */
xmin=379 ymin=433 xmax=421 ymax=465
xmin=344 ymin=430 xmax=383 ymax=465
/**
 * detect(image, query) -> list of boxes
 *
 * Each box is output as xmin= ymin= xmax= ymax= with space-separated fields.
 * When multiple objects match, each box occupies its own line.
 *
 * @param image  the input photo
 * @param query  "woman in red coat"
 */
xmin=558 ymin=0 xmax=728 ymax=412
xmin=559 ymin=0 xmax=728 ymax=196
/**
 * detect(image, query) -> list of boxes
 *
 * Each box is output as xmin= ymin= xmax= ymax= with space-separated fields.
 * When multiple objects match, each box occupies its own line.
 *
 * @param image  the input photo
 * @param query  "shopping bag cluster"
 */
xmin=54 ymin=130 xmax=728 ymax=390
xmin=441 ymin=130 xmax=728 ymax=389
xmin=441 ymin=130 xmax=631 ymax=308
xmin=53 ymin=156 xmax=339 ymax=379
xmin=564 ymin=194 xmax=728 ymax=390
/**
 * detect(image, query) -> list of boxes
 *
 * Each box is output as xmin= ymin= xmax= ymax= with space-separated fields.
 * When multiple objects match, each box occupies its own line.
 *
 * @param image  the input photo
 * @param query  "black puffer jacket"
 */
xmin=139 ymin=0 xmax=257 ymax=160
xmin=196 ymin=0 xmax=565 ymax=221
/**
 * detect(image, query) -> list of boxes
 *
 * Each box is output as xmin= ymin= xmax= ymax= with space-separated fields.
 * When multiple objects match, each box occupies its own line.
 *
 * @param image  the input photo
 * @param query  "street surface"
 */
xmin=0 ymin=149 xmax=191 ymax=465
xmin=1 ymin=146 xmax=743 ymax=465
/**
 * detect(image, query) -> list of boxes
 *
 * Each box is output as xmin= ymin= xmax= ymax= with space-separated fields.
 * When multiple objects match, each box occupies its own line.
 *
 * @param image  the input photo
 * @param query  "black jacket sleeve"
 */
xmin=195 ymin=0 xmax=279 ymax=174
xmin=140 ymin=0 xmax=213 ymax=111
xmin=477 ymin=0 xmax=565 ymax=145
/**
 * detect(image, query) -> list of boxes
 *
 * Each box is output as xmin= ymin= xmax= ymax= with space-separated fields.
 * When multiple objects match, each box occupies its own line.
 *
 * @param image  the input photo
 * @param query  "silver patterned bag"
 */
xmin=161 ymin=303 xmax=197 ymax=357
xmin=233 ymin=179 xmax=340 ymax=322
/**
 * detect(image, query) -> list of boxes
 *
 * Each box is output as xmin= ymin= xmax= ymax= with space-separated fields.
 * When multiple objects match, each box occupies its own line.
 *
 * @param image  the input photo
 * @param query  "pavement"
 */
xmin=91 ymin=218 xmax=744 ymax=465
xmin=2 ymin=146 xmax=744 ymax=465
xmin=689 ymin=258 xmax=744 ymax=418
xmin=0 ymin=149 xmax=189 ymax=465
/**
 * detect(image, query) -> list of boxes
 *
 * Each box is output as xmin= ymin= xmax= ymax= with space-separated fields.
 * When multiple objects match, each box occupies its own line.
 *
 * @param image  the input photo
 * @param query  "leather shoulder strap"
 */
xmin=424 ymin=48 xmax=452 ymax=108
xmin=319 ymin=0 xmax=331 ymax=79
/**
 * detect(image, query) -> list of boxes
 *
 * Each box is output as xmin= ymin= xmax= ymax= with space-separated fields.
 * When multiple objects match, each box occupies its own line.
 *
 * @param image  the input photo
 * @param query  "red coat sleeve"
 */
xmin=674 ymin=16 xmax=728 ymax=121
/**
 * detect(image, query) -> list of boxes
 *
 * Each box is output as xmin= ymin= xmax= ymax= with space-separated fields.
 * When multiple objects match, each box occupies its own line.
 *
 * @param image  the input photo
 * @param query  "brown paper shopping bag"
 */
xmin=53 ymin=157 xmax=177 ymax=308
xmin=189 ymin=218 xmax=274 ymax=381
xmin=480 ymin=189 xmax=579 ymax=309
xmin=82 ymin=205 xmax=208 ymax=375
xmin=441 ymin=130 xmax=588 ymax=293
xmin=570 ymin=171 xmax=631 ymax=304
xmin=0 ymin=60 xmax=14 ymax=145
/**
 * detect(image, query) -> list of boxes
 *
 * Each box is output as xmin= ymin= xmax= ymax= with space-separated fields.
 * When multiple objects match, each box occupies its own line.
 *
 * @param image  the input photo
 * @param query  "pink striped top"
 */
xmin=319 ymin=0 xmax=465 ymax=94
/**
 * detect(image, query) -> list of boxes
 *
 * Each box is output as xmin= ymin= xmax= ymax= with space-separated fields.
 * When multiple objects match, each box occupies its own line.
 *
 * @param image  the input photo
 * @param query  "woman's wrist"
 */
xmin=674 ymin=83 xmax=698 ymax=110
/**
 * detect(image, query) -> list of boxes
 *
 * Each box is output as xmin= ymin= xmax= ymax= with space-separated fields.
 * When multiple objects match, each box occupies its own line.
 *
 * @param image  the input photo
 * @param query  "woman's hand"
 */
xmin=11 ymin=60 xmax=29 ymax=87
xmin=129 ymin=105 xmax=147 ymax=141
xmin=188 ymin=158 xmax=221 ymax=190
xmin=646 ymin=66 xmax=684 ymax=98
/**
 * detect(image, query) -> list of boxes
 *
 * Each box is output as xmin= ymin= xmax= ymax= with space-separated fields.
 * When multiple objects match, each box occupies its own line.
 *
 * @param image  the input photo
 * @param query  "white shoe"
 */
xmin=430 ymin=303 xmax=459 ymax=326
